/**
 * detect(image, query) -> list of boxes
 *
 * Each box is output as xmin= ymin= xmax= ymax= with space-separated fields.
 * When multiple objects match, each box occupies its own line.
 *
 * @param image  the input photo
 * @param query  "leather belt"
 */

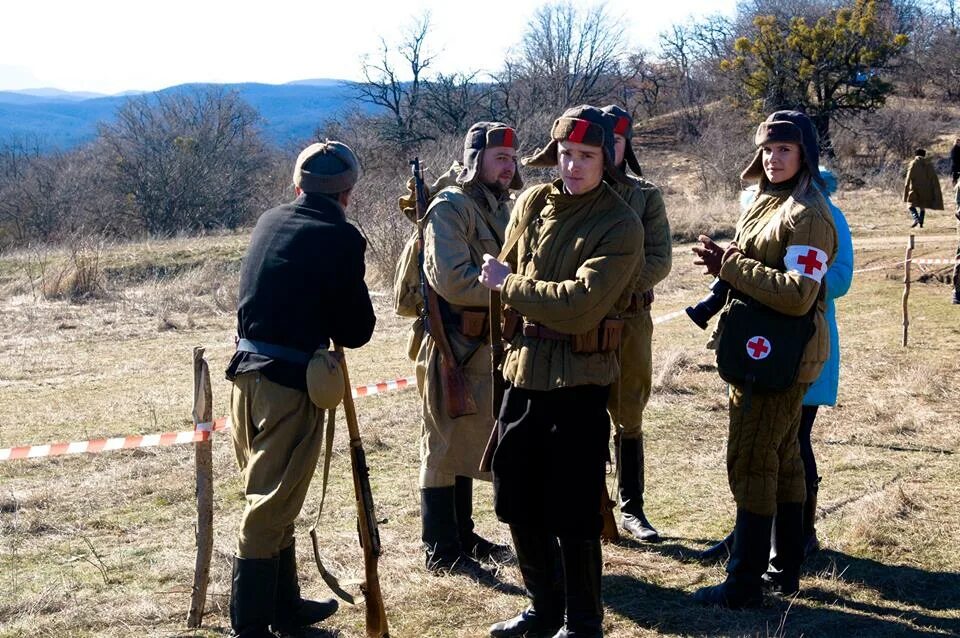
xmin=521 ymin=321 xmax=571 ymax=341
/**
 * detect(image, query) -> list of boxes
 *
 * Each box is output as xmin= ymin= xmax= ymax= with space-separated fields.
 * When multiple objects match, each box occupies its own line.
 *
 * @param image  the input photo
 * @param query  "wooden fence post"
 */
xmin=902 ymin=235 xmax=914 ymax=347
xmin=187 ymin=347 xmax=214 ymax=628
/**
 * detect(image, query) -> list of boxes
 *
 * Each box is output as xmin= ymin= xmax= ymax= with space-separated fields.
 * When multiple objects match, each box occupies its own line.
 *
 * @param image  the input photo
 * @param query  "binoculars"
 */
xmin=685 ymin=278 xmax=731 ymax=330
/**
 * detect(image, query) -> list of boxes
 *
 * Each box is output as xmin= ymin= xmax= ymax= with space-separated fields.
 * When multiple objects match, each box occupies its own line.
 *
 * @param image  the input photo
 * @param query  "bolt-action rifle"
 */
xmin=410 ymin=157 xmax=477 ymax=418
xmin=337 ymin=344 xmax=389 ymax=638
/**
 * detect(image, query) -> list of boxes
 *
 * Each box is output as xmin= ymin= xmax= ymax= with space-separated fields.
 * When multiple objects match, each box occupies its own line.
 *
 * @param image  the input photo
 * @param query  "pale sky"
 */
xmin=1 ymin=0 xmax=736 ymax=94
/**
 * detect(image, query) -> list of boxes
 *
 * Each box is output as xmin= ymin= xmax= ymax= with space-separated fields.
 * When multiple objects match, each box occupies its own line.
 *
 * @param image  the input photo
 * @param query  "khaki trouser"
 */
xmin=727 ymin=383 xmax=809 ymax=516
xmin=231 ymin=372 xmax=326 ymax=558
xmin=608 ymin=309 xmax=652 ymax=439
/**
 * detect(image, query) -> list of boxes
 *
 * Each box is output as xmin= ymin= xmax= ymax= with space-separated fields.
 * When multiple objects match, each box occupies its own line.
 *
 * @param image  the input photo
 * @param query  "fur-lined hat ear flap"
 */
xmin=521 ymin=140 xmax=559 ymax=168
xmin=740 ymin=147 xmax=764 ymax=182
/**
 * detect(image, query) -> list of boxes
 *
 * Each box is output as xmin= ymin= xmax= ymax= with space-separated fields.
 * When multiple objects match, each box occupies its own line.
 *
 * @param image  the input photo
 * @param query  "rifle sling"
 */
xmin=309 ymin=405 xmax=363 ymax=605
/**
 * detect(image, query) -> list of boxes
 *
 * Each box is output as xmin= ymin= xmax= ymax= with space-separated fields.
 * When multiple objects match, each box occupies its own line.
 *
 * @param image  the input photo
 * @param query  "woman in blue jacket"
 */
xmin=700 ymin=168 xmax=854 ymax=577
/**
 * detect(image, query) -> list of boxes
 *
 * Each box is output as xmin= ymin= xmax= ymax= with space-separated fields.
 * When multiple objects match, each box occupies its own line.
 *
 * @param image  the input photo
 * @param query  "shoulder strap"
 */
xmin=498 ymin=185 xmax=550 ymax=261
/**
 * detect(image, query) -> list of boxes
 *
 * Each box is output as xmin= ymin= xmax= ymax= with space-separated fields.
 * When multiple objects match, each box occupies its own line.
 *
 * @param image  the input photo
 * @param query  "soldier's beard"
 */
xmin=482 ymin=180 xmax=509 ymax=197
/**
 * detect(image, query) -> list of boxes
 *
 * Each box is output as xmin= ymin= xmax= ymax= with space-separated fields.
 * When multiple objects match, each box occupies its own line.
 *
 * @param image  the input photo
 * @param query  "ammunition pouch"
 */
xmin=458 ymin=308 xmax=489 ymax=339
xmin=502 ymin=308 xmax=522 ymax=340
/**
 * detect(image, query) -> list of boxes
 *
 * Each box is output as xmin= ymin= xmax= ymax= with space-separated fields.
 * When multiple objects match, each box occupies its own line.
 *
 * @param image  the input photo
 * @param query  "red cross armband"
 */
xmin=784 ymin=245 xmax=828 ymax=283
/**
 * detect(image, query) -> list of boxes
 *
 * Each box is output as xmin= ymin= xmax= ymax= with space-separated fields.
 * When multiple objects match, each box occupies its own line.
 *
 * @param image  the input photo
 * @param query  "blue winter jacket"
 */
xmin=739 ymin=168 xmax=854 ymax=406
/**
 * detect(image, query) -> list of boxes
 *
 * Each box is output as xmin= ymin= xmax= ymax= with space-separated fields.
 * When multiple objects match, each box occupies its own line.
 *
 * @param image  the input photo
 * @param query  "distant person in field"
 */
xmin=700 ymin=166 xmax=854 ymax=567
xmin=224 ymin=140 xmax=375 ymax=638
xmin=480 ymin=105 xmax=643 ymax=638
xmin=953 ymin=181 xmax=960 ymax=304
xmin=691 ymin=110 xmax=837 ymax=608
xmin=903 ymin=148 xmax=943 ymax=228
xmin=600 ymin=104 xmax=672 ymax=543
xmin=397 ymin=122 xmax=521 ymax=576
xmin=950 ymin=137 xmax=960 ymax=184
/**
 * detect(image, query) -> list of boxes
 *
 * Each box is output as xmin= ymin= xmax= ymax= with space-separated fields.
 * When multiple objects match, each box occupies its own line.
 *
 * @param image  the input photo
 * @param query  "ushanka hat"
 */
xmin=741 ymin=110 xmax=825 ymax=189
xmin=522 ymin=105 xmax=631 ymax=186
xmin=293 ymin=140 xmax=361 ymax=194
xmin=458 ymin=121 xmax=523 ymax=190
xmin=601 ymin=104 xmax=643 ymax=176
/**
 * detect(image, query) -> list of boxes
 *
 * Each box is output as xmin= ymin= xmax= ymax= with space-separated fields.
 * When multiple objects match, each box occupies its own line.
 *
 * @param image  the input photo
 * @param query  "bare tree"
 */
xmin=495 ymin=2 xmax=634 ymax=124
xmin=98 ymin=87 xmax=269 ymax=236
xmin=353 ymin=13 xmax=437 ymax=148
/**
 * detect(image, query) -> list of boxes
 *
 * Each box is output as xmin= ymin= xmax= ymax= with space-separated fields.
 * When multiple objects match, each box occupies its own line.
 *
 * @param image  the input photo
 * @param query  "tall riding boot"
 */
xmin=553 ymin=537 xmax=604 ymax=637
xmin=919 ymin=209 xmax=926 ymax=228
xmin=455 ymin=476 xmax=513 ymax=563
xmin=698 ymin=530 xmax=734 ymax=563
xmin=230 ymin=555 xmax=279 ymax=638
xmin=422 ymin=486 xmax=485 ymax=576
xmin=764 ymin=503 xmax=804 ymax=595
xmin=910 ymin=207 xmax=921 ymax=227
xmin=618 ymin=436 xmax=660 ymax=542
xmin=273 ymin=540 xmax=338 ymax=635
xmin=490 ymin=525 xmax=564 ymax=638
xmin=693 ymin=509 xmax=772 ymax=609
xmin=802 ymin=478 xmax=820 ymax=558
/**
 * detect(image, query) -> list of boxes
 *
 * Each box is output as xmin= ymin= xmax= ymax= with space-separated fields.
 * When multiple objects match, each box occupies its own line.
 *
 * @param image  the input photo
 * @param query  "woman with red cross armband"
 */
xmin=690 ymin=110 xmax=838 ymax=609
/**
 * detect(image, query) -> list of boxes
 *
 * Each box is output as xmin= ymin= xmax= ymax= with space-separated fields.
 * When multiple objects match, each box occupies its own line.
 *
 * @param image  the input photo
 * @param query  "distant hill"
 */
xmin=0 ymin=79 xmax=373 ymax=150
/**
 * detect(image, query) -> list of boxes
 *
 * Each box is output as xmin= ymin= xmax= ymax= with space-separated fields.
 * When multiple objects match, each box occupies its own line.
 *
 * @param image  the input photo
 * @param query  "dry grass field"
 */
xmin=1 ymin=160 xmax=959 ymax=638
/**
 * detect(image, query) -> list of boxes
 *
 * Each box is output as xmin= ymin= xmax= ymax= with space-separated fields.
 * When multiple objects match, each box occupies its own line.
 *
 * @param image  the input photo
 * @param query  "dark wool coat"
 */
xmin=903 ymin=156 xmax=944 ymax=210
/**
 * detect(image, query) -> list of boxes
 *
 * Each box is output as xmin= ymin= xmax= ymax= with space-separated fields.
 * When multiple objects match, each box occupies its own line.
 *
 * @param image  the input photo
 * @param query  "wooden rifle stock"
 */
xmin=335 ymin=344 xmax=389 ymax=638
xmin=479 ymin=289 xmax=503 ymax=472
xmin=410 ymin=157 xmax=477 ymax=418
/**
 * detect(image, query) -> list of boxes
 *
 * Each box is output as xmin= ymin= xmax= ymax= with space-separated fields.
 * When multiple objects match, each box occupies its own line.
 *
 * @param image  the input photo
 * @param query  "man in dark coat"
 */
xmin=225 ymin=140 xmax=376 ymax=638
xmin=903 ymin=148 xmax=944 ymax=228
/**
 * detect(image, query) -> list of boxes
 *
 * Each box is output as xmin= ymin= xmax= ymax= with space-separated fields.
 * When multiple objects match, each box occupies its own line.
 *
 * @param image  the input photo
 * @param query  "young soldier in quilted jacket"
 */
xmin=480 ymin=105 xmax=643 ymax=638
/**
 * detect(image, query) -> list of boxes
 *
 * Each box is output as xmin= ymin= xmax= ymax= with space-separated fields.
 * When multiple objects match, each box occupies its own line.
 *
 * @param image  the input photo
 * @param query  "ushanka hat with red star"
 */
xmin=521 ymin=105 xmax=631 ymax=185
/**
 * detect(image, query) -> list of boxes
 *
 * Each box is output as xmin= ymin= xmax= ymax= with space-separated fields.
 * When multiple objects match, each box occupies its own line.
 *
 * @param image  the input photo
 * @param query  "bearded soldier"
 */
xmin=480 ymin=105 xmax=644 ymax=638
xmin=225 ymin=141 xmax=376 ymax=637
xmin=600 ymin=104 xmax=672 ymax=543
xmin=414 ymin=122 xmax=521 ymax=574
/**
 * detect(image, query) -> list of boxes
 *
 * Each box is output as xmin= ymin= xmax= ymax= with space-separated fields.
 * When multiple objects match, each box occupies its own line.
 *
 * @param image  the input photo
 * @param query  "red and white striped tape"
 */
xmin=0 ymin=418 xmax=229 ymax=462
xmin=352 ymin=376 xmax=416 ymax=398
xmin=0 ymin=375 xmax=421 ymax=463
xmin=912 ymin=258 xmax=960 ymax=265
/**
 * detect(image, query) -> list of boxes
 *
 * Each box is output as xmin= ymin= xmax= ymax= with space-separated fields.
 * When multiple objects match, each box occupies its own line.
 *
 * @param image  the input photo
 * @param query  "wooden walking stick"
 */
xmin=902 ymin=234 xmax=914 ymax=347
xmin=335 ymin=343 xmax=389 ymax=638
xmin=187 ymin=347 xmax=214 ymax=628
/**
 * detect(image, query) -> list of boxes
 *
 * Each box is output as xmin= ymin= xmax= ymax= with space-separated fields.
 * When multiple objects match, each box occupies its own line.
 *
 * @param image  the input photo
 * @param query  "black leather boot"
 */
xmin=552 ymin=537 xmax=604 ymax=637
xmin=230 ymin=555 xmax=278 ymax=638
xmin=693 ymin=509 xmax=772 ymax=609
xmin=422 ymin=486 xmax=486 ymax=576
xmin=802 ymin=479 xmax=820 ymax=558
xmin=489 ymin=525 xmax=563 ymax=638
xmin=618 ymin=436 xmax=660 ymax=542
xmin=910 ymin=207 xmax=921 ymax=227
xmin=455 ymin=476 xmax=513 ymax=563
xmin=919 ymin=209 xmax=926 ymax=228
xmin=273 ymin=540 xmax=338 ymax=635
xmin=764 ymin=502 xmax=804 ymax=595
xmin=698 ymin=530 xmax=734 ymax=563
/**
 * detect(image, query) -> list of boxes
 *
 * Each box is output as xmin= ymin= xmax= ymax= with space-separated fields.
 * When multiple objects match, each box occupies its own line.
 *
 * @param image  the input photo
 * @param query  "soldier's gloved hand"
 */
xmin=692 ymin=235 xmax=725 ymax=276
xmin=479 ymin=253 xmax=512 ymax=291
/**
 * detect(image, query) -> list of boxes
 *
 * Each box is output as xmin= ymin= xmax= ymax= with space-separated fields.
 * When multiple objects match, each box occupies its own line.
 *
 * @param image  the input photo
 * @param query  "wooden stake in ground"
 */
xmin=902 ymin=234 xmax=915 ymax=347
xmin=187 ymin=347 xmax=214 ymax=628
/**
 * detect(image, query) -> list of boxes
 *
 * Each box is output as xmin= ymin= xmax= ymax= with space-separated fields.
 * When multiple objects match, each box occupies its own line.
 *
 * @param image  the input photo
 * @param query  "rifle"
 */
xmin=478 ymin=288 xmax=503 ymax=473
xmin=410 ymin=157 xmax=478 ymax=418
xmin=336 ymin=343 xmax=389 ymax=638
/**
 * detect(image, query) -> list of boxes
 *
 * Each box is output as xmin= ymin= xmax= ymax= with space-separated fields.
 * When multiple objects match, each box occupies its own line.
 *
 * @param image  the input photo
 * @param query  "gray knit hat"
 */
xmin=293 ymin=140 xmax=361 ymax=194
xmin=458 ymin=121 xmax=523 ymax=190
xmin=741 ymin=110 xmax=825 ymax=189
xmin=522 ymin=105 xmax=631 ymax=186
xmin=601 ymin=104 xmax=643 ymax=176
